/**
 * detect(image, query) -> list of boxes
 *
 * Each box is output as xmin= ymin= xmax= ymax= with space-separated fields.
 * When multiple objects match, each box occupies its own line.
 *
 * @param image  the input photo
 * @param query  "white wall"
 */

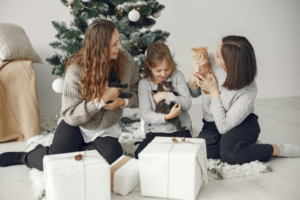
xmin=1 ymin=0 xmax=300 ymax=115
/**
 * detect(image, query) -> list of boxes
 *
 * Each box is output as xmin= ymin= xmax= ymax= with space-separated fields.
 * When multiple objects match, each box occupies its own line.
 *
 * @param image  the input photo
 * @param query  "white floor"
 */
xmin=1 ymin=96 xmax=300 ymax=200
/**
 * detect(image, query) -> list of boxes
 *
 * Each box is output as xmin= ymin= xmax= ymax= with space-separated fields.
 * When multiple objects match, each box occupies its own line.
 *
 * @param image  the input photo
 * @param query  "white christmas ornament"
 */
xmin=128 ymin=9 xmax=140 ymax=22
xmin=152 ymin=11 xmax=161 ymax=18
xmin=81 ymin=0 xmax=90 ymax=2
xmin=52 ymin=78 xmax=64 ymax=93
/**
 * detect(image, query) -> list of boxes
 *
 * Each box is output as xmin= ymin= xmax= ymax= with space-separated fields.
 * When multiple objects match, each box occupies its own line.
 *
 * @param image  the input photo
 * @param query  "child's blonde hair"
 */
xmin=143 ymin=42 xmax=177 ymax=78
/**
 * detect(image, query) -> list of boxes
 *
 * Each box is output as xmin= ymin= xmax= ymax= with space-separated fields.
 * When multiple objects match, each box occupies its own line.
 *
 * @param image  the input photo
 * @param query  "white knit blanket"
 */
xmin=27 ymin=119 xmax=271 ymax=200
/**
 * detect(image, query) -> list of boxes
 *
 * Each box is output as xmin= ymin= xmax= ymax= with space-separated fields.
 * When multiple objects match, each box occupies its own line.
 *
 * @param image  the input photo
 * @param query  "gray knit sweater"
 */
xmin=61 ymin=49 xmax=141 ymax=130
xmin=188 ymin=54 xmax=257 ymax=134
xmin=138 ymin=70 xmax=192 ymax=134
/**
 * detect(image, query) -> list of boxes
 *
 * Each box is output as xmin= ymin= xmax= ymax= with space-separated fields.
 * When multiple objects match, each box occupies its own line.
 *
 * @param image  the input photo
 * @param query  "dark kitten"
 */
xmin=152 ymin=81 xmax=185 ymax=132
xmin=106 ymin=68 xmax=132 ymax=103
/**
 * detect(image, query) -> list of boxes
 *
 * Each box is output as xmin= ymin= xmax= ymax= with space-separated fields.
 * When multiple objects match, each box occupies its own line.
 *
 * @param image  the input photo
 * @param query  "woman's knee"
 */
xmin=93 ymin=137 xmax=123 ymax=165
xmin=50 ymin=120 xmax=84 ymax=154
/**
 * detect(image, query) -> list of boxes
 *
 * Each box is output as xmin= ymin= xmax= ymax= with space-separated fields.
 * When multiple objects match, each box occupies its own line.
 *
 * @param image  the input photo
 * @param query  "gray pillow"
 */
xmin=0 ymin=23 xmax=42 ymax=64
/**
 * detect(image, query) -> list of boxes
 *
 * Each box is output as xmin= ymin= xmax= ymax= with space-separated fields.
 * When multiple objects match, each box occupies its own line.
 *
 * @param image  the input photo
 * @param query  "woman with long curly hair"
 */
xmin=0 ymin=19 xmax=141 ymax=171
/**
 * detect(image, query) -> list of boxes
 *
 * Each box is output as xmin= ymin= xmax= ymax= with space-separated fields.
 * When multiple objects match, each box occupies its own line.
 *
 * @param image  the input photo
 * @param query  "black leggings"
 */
xmin=134 ymin=130 xmax=192 ymax=159
xmin=198 ymin=113 xmax=273 ymax=164
xmin=23 ymin=120 xmax=123 ymax=171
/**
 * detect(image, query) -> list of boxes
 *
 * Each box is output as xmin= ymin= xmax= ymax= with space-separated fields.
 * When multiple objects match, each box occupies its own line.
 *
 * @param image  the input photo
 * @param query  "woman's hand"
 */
xmin=189 ymin=58 xmax=210 ymax=88
xmin=102 ymin=83 xmax=120 ymax=103
xmin=153 ymin=92 xmax=168 ymax=104
xmin=103 ymin=97 xmax=126 ymax=110
xmin=165 ymin=103 xmax=181 ymax=120
xmin=195 ymin=72 xmax=220 ymax=99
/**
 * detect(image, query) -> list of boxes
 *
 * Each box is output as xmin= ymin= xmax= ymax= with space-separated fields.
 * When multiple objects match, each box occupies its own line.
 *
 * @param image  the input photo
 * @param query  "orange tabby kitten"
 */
xmin=192 ymin=46 xmax=213 ymax=94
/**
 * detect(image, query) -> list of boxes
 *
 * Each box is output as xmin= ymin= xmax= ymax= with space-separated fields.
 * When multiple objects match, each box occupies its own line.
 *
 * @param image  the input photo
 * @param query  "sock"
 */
xmin=0 ymin=152 xmax=26 ymax=167
xmin=274 ymin=141 xmax=300 ymax=158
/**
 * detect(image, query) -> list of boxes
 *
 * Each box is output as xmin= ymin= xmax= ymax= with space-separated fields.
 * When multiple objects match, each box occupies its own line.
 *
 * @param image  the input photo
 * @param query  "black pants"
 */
xmin=134 ymin=130 xmax=192 ymax=159
xmin=198 ymin=113 xmax=273 ymax=165
xmin=23 ymin=120 xmax=123 ymax=171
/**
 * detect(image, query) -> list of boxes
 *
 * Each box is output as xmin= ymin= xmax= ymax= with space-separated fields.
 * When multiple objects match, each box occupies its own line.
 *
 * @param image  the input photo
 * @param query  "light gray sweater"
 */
xmin=138 ymin=70 xmax=192 ymax=134
xmin=188 ymin=54 xmax=257 ymax=134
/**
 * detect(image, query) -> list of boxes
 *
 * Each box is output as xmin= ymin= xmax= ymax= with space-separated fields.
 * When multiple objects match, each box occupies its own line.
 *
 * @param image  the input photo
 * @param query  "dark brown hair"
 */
xmin=65 ymin=19 xmax=124 ymax=103
xmin=143 ymin=42 xmax=177 ymax=78
xmin=221 ymin=35 xmax=257 ymax=90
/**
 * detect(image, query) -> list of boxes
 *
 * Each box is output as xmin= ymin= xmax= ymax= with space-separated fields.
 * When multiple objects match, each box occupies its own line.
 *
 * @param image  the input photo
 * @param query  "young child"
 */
xmin=135 ymin=42 xmax=192 ymax=159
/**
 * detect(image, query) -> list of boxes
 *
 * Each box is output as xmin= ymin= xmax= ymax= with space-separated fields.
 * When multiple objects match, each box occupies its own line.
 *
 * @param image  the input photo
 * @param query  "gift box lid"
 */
xmin=43 ymin=150 xmax=108 ymax=172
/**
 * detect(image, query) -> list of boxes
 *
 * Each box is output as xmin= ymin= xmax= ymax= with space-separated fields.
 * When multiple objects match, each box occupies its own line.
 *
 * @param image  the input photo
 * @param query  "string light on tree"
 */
xmin=128 ymin=9 xmax=140 ymax=22
xmin=118 ymin=8 xmax=124 ymax=15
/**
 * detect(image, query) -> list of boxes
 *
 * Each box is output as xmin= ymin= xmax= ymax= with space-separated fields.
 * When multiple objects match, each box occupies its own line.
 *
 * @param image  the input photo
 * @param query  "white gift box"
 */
xmin=139 ymin=137 xmax=208 ymax=200
xmin=110 ymin=155 xmax=140 ymax=196
xmin=43 ymin=150 xmax=111 ymax=200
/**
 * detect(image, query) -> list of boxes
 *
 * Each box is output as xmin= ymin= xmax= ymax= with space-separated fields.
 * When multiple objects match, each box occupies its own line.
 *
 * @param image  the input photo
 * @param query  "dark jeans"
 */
xmin=23 ymin=120 xmax=123 ymax=171
xmin=198 ymin=113 xmax=273 ymax=165
xmin=134 ymin=130 xmax=192 ymax=159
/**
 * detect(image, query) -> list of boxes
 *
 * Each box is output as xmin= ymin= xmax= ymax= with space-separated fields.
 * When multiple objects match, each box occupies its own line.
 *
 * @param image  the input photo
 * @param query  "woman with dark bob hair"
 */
xmin=0 ymin=19 xmax=141 ymax=170
xmin=188 ymin=35 xmax=300 ymax=164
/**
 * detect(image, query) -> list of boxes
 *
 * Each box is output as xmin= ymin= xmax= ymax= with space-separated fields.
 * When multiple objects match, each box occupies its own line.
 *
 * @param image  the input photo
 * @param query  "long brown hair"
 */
xmin=65 ymin=19 xmax=123 ymax=103
xmin=143 ymin=42 xmax=177 ymax=78
xmin=221 ymin=35 xmax=257 ymax=90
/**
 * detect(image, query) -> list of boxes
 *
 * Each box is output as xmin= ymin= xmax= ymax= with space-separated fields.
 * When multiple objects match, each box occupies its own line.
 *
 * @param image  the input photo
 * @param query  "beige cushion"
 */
xmin=0 ymin=23 xmax=42 ymax=64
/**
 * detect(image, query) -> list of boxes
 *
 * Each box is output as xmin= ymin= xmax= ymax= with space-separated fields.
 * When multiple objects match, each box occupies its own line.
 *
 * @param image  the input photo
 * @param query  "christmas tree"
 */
xmin=46 ymin=0 xmax=170 ymax=78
